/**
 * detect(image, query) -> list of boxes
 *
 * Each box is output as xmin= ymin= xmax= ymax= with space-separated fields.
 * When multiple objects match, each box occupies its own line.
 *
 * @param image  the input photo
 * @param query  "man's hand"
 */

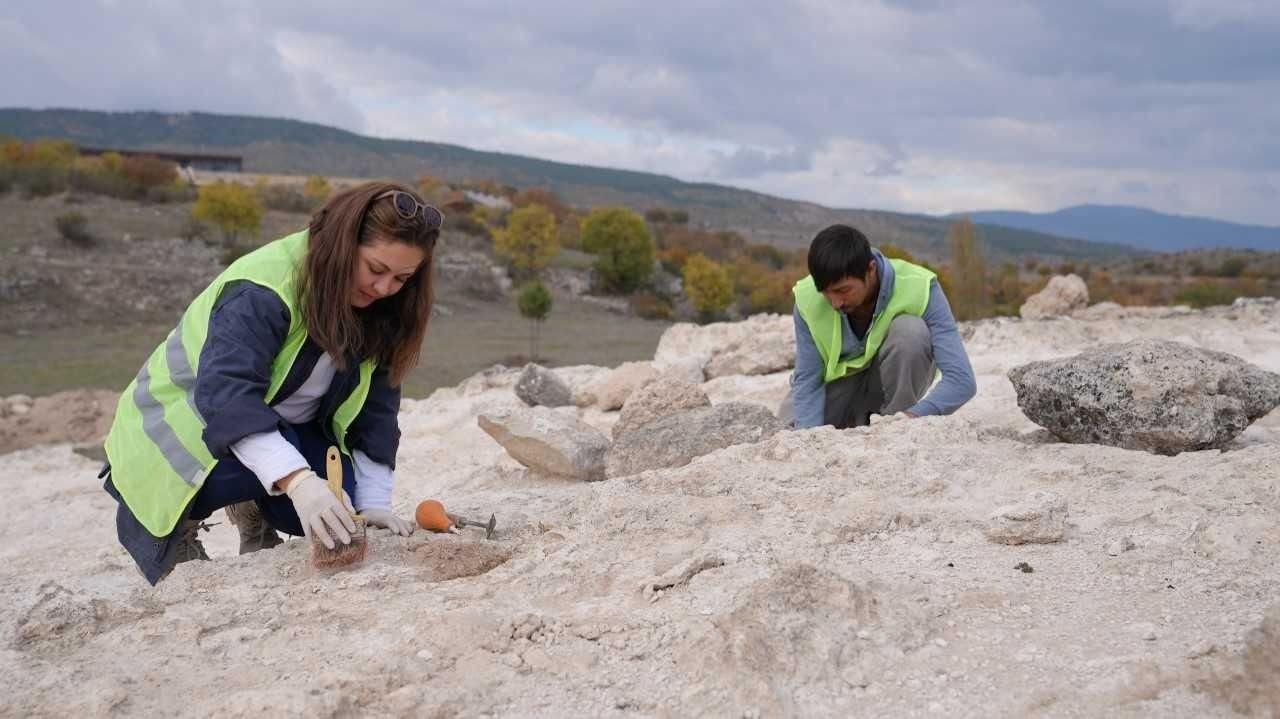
xmin=284 ymin=471 xmax=356 ymax=549
xmin=361 ymin=508 xmax=415 ymax=536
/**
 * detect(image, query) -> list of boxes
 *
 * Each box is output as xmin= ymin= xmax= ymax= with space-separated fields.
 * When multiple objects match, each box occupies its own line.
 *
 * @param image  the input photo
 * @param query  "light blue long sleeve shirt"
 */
xmin=791 ymin=250 xmax=977 ymax=428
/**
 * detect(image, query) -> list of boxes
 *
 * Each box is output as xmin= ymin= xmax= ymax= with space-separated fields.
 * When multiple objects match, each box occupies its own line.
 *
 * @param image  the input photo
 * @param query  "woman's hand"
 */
xmin=361 ymin=508 xmax=415 ymax=536
xmin=283 ymin=471 xmax=356 ymax=549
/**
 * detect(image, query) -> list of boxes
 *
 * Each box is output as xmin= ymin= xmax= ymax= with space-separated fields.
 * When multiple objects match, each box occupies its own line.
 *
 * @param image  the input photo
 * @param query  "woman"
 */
xmin=102 ymin=181 xmax=442 ymax=584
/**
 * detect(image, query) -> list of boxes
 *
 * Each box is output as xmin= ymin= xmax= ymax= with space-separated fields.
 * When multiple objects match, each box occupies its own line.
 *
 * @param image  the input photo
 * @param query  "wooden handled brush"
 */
xmin=311 ymin=446 xmax=369 ymax=569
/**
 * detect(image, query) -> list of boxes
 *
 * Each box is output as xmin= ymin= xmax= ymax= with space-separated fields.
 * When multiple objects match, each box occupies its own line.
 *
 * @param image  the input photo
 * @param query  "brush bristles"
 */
xmin=310 ymin=517 xmax=369 ymax=568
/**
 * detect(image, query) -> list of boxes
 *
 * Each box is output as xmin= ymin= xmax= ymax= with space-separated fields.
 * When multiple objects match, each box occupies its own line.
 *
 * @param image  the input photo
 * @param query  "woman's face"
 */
xmin=350 ymin=237 xmax=427 ymax=308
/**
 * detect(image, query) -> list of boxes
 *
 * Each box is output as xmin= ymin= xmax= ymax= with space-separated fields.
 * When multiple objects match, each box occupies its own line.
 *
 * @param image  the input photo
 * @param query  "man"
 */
xmin=778 ymin=224 xmax=976 ymax=429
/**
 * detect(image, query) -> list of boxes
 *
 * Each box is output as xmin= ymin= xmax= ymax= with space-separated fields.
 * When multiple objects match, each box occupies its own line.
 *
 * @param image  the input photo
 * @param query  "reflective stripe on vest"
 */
xmin=105 ymin=230 xmax=378 ymax=537
xmin=793 ymin=258 xmax=935 ymax=384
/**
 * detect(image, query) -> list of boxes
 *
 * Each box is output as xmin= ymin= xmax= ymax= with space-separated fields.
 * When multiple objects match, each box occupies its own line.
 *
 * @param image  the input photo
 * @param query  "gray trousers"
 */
xmin=778 ymin=314 xmax=935 ymax=429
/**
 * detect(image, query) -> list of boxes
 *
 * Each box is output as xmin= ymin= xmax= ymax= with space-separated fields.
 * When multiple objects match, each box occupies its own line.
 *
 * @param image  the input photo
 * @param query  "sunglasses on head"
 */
xmin=375 ymin=190 xmax=444 ymax=232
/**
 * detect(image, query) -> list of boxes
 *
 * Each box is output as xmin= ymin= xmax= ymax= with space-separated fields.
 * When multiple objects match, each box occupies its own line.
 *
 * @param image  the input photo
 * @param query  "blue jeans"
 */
xmin=105 ymin=420 xmax=356 ymax=584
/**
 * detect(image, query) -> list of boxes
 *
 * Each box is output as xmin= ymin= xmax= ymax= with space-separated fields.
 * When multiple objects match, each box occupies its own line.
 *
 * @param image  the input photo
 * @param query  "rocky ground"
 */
xmin=1 ymin=300 xmax=1277 ymax=717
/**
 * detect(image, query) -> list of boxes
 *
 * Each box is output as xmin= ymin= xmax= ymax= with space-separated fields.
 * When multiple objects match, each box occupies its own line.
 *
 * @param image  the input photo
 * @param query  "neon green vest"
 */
xmin=105 ymin=230 xmax=376 ymax=537
xmin=793 ymin=258 xmax=935 ymax=383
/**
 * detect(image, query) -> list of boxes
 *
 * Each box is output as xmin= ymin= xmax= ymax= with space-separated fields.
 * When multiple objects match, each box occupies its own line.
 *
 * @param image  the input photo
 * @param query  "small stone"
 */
xmin=986 ymin=491 xmax=1068 ymax=545
xmin=416 ymin=649 xmax=434 ymax=661
xmin=1129 ymin=622 xmax=1158 ymax=641
xmin=1106 ymin=536 xmax=1136 ymax=556
xmin=514 ymin=364 xmax=574 ymax=408
xmin=1186 ymin=640 xmax=1216 ymax=658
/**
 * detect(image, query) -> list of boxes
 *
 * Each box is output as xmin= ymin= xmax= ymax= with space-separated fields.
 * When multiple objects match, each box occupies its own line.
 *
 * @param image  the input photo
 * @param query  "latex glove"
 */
xmin=284 ymin=471 xmax=356 ymax=550
xmin=361 ymin=508 xmax=415 ymax=536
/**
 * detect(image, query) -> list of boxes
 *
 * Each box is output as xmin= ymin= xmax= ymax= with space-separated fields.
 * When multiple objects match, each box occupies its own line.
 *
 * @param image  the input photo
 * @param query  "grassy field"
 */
xmin=0 ymin=298 xmax=670 ymax=399
xmin=0 ymin=192 xmax=672 ymax=400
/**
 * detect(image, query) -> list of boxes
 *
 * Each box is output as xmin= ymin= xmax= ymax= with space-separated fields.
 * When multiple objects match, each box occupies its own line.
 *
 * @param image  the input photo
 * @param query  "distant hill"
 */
xmin=0 ymin=107 xmax=1134 ymax=262
xmin=961 ymin=205 xmax=1280 ymax=252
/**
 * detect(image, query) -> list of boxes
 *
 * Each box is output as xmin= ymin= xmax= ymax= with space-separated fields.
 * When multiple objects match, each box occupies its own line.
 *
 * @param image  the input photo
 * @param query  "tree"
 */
xmin=513 ymin=187 xmax=571 ymax=222
xmin=193 ymin=181 xmax=264 ymax=248
xmin=493 ymin=204 xmax=559 ymax=279
xmin=946 ymin=217 xmax=991 ymax=320
xmin=517 ymin=279 xmax=553 ymax=361
xmin=682 ymin=254 xmax=734 ymax=320
xmin=303 ymin=175 xmax=331 ymax=207
xmin=580 ymin=207 xmax=656 ymax=293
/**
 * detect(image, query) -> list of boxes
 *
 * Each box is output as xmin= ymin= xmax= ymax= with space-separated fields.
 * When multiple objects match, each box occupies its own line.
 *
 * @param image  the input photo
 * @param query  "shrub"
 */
xmin=947 ymin=218 xmax=992 ymax=321
xmin=644 ymin=208 xmax=670 ymax=224
xmin=493 ymin=204 xmax=559 ymax=278
xmin=516 ymin=279 xmax=553 ymax=361
xmin=580 ymin=207 xmax=655 ymax=294
xmin=120 ymin=155 xmax=178 ymax=190
xmin=682 ymin=254 xmax=734 ymax=319
xmin=450 ymin=212 xmax=491 ymax=238
xmin=253 ymin=180 xmax=311 ymax=213
xmin=1217 ymin=257 xmax=1247 ymax=278
xmin=303 ymin=175 xmax=331 ymax=207
xmin=55 ymin=211 xmax=94 ymax=247
xmin=194 ymin=181 xmax=264 ymax=247
xmin=1174 ymin=282 xmax=1238 ymax=308
xmin=628 ymin=292 xmax=673 ymax=320
xmin=658 ymin=246 xmax=690 ymax=274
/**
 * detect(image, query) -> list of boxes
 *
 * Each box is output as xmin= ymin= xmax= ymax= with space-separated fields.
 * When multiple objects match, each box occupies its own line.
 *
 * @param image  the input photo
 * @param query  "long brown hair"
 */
xmin=300 ymin=181 xmax=438 ymax=386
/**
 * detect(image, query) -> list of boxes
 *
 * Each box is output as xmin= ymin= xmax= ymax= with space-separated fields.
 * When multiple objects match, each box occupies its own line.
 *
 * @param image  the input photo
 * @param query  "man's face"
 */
xmin=820 ymin=262 xmax=877 ymax=312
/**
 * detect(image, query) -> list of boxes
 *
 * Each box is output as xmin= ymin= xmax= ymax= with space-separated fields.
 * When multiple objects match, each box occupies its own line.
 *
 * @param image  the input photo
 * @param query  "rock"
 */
xmin=1128 ymin=622 xmax=1159 ymax=641
xmin=654 ymin=356 xmax=706 ymax=385
xmin=477 ymin=408 xmax=610 ymax=481
xmin=584 ymin=361 xmax=659 ymax=411
xmin=605 ymin=402 xmax=783 ymax=479
xmin=612 ymin=377 xmax=710 ymax=439
xmin=705 ymin=338 xmax=794 ymax=379
xmin=1008 ymin=339 xmax=1280 ymax=454
xmin=1020 ymin=274 xmax=1089 ymax=319
xmin=985 ymin=491 xmax=1067 ymax=545
xmin=514 ymin=364 xmax=573 ymax=408
xmin=1106 ymin=536 xmax=1135 ymax=556
xmin=654 ymin=314 xmax=794 ymax=379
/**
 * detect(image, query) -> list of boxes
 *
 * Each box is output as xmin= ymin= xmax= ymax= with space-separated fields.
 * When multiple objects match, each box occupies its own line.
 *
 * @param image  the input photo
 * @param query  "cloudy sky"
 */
xmin=4 ymin=1 xmax=1279 ymax=225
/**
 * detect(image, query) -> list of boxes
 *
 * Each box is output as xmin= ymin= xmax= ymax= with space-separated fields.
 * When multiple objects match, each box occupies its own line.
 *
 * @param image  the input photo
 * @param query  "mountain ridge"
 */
xmin=1 ymin=107 xmax=1135 ymax=261
xmin=959 ymin=204 xmax=1279 ymax=252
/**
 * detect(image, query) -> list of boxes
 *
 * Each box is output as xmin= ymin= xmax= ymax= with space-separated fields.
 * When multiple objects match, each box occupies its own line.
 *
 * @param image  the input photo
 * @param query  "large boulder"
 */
xmin=612 ymin=376 xmax=710 ymax=439
xmin=1019 ymin=274 xmax=1089 ymax=319
xmin=1008 ymin=339 xmax=1280 ymax=455
xmin=605 ymin=402 xmax=783 ymax=479
xmin=654 ymin=314 xmax=794 ymax=379
xmin=477 ymin=408 xmax=610 ymax=481
xmin=514 ymin=364 xmax=573 ymax=408
xmin=579 ymin=361 xmax=659 ymax=410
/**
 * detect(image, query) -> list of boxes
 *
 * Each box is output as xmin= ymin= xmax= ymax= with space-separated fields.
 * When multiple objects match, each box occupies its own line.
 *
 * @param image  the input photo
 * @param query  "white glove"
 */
xmin=361 ymin=508 xmax=415 ymax=536
xmin=285 ymin=471 xmax=356 ymax=550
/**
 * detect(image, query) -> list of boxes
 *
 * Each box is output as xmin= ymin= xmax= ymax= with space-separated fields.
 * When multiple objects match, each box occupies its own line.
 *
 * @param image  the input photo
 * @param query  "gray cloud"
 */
xmin=2 ymin=1 xmax=1277 ymax=223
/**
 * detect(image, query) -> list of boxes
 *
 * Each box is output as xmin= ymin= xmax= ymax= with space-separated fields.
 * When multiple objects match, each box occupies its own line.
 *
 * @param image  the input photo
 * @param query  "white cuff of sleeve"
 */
xmin=230 ymin=430 xmax=310 ymax=495
xmin=352 ymin=449 xmax=394 ymax=512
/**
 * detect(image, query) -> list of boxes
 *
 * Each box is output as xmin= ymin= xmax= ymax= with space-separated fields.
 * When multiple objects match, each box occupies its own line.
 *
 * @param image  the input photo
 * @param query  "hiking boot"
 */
xmin=173 ymin=519 xmax=213 ymax=565
xmin=224 ymin=500 xmax=283 ymax=555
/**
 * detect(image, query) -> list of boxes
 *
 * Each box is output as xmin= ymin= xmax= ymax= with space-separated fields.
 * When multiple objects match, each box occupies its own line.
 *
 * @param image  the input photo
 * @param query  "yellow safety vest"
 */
xmin=793 ymin=258 xmax=935 ymax=383
xmin=105 ymin=230 xmax=375 ymax=537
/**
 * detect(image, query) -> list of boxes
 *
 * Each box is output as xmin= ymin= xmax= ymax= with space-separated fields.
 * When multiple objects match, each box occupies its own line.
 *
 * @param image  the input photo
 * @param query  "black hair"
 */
xmin=807 ymin=224 xmax=873 ymax=291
